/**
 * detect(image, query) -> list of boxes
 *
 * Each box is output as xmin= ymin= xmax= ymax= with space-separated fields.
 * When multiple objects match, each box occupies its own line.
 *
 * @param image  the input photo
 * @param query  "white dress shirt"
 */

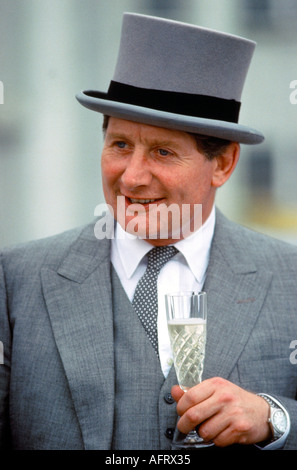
xmin=111 ymin=205 xmax=215 ymax=377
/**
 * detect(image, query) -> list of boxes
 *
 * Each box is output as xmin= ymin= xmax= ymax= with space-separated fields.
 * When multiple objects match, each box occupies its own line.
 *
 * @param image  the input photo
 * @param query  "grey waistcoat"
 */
xmin=111 ymin=267 xmax=178 ymax=450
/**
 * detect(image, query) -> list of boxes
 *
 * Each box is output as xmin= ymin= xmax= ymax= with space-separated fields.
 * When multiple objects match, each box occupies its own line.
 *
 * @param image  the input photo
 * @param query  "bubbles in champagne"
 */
xmin=168 ymin=318 xmax=206 ymax=391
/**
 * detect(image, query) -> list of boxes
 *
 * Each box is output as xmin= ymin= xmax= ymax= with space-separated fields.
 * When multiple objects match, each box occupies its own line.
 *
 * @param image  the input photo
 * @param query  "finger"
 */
xmin=175 ymin=378 xmax=218 ymax=416
xmin=198 ymin=413 xmax=231 ymax=444
xmin=208 ymin=426 xmax=241 ymax=448
xmin=199 ymin=406 xmax=263 ymax=447
xmin=176 ymin=394 xmax=221 ymax=434
xmin=171 ymin=385 xmax=185 ymax=403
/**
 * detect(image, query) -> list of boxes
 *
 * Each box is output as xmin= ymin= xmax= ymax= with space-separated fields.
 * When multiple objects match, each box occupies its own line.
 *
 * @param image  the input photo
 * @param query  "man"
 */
xmin=1 ymin=13 xmax=297 ymax=450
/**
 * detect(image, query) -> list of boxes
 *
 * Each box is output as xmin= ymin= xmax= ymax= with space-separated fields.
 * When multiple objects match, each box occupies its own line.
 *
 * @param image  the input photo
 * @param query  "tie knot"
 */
xmin=147 ymin=245 xmax=178 ymax=273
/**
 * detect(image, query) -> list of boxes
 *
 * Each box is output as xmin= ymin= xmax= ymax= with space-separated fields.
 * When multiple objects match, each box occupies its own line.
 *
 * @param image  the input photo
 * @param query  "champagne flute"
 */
xmin=166 ymin=291 xmax=213 ymax=449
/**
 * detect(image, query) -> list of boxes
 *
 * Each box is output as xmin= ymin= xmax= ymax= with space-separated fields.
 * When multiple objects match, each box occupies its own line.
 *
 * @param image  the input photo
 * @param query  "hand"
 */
xmin=171 ymin=377 xmax=272 ymax=447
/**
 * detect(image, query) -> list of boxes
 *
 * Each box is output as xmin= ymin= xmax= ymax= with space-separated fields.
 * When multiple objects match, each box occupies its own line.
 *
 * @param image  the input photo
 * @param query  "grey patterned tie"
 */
xmin=132 ymin=245 xmax=178 ymax=355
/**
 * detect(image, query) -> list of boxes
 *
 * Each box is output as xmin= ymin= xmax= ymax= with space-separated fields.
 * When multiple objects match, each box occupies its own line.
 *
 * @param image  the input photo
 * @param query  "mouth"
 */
xmin=124 ymin=196 xmax=165 ymax=206
xmin=128 ymin=198 xmax=160 ymax=204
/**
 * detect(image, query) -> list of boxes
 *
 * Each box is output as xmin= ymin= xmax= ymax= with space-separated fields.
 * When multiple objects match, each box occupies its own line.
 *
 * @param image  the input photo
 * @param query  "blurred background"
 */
xmin=0 ymin=0 xmax=297 ymax=248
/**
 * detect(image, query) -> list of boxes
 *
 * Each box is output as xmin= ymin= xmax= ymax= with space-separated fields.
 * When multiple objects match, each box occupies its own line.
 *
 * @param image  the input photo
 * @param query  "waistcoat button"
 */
xmin=164 ymin=427 xmax=175 ymax=440
xmin=164 ymin=392 xmax=175 ymax=404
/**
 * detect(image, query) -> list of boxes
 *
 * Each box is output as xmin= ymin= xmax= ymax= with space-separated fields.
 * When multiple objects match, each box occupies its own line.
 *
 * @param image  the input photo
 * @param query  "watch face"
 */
xmin=273 ymin=410 xmax=287 ymax=433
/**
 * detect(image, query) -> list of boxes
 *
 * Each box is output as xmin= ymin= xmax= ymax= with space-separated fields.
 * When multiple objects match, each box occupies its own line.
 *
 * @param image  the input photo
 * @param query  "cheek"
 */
xmin=176 ymin=167 xmax=214 ymax=202
xmin=101 ymin=161 xmax=120 ymax=205
xmin=101 ymin=156 xmax=122 ymax=186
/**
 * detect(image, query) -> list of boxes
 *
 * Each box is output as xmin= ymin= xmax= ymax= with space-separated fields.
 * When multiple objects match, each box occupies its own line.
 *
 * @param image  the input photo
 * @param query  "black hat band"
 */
xmin=86 ymin=80 xmax=241 ymax=123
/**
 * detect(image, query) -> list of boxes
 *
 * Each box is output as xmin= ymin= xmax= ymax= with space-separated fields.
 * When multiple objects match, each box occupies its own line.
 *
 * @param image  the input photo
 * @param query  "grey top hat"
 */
xmin=76 ymin=13 xmax=264 ymax=144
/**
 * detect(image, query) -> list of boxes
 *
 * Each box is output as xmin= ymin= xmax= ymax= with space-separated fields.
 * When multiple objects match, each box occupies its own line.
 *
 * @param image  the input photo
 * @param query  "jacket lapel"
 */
xmin=202 ymin=210 xmax=273 ymax=381
xmin=41 ymin=219 xmax=115 ymax=449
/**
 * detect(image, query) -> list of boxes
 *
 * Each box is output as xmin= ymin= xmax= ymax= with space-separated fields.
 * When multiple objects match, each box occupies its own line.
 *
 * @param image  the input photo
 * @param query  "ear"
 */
xmin=211 ymin=143 xmax=240 ymax=188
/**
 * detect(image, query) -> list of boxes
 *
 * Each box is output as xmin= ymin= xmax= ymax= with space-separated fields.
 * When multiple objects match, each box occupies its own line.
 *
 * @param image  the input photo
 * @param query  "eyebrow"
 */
xmin=105 ymin=132 xmax=184 ymax=150
xmin=105 ymin=132 xmax=128 ymax=140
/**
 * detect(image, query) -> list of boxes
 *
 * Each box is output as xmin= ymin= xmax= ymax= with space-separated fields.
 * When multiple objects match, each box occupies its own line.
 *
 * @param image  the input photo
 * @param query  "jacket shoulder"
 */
xmin=214 ymin=209 xmax=297 ymax=271
xmin=0 ymin=223 xmax=96 ymax=275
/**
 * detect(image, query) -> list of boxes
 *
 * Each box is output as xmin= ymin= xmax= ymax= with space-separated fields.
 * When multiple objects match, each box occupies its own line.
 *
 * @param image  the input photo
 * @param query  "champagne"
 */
xmin=168 ymin=318 xmax=206 ymax=391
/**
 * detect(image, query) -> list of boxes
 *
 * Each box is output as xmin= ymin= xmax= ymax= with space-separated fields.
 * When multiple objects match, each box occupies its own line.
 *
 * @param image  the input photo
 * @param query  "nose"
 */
xmin=120 ymin=149 xmax=153 ymax=190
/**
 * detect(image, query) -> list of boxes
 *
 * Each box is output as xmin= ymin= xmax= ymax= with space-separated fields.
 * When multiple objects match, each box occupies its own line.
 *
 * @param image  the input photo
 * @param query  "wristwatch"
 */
xmin=258 ymin=394 xmax=288 ymax=440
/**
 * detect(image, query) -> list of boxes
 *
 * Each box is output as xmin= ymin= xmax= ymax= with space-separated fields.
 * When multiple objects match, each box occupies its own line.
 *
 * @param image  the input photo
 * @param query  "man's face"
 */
xmin=101 ymin=117 xmax=220 ymax=246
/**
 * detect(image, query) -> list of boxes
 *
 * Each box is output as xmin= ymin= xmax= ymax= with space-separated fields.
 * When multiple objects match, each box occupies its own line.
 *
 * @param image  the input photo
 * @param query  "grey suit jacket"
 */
xmin=1 ymin=209 xmax=297 ymax=450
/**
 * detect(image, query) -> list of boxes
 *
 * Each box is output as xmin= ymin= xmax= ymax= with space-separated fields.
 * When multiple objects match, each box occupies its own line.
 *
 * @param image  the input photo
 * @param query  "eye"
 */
xmin=115 ymin=141 xmax=127 ymax=149
xmin=157 ymin=148 xmax=172 ymax=157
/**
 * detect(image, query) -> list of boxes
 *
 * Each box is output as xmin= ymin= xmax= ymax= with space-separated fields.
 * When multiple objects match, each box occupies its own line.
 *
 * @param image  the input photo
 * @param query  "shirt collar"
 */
xmin=173 ymin=206 xmax=215 ymax=283
xmin=113 ymin=224 xmax=152 ymax=279
xmin=113 ymin=205 xmax=216 ymax=282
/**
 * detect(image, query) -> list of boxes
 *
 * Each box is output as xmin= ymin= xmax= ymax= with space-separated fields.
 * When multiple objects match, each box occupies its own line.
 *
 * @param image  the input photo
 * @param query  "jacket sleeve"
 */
xmin=0 ymin=253 xmax=11 ymax=449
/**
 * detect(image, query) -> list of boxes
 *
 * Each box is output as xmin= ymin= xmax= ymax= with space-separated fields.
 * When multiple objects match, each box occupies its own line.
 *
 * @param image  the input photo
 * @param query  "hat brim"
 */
xmin=76 ymin=90 xmax=264 ymax=145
